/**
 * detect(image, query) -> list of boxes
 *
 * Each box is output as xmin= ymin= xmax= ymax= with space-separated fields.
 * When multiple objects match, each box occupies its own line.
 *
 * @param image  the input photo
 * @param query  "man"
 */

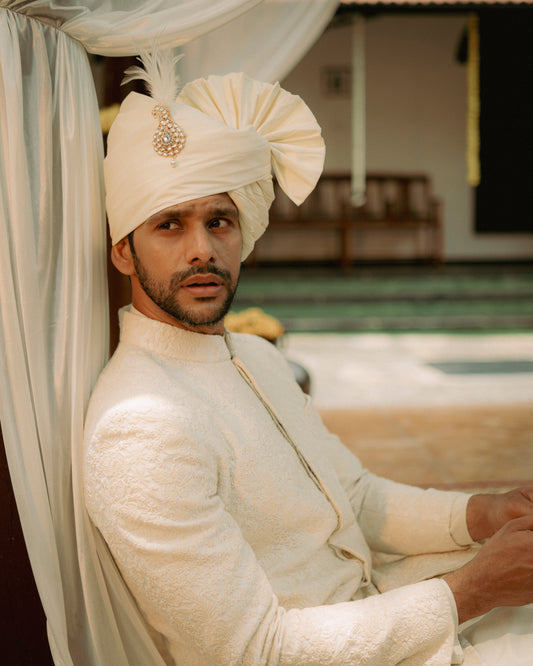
xmin=84 ymin=51 xmax=533 ymax=665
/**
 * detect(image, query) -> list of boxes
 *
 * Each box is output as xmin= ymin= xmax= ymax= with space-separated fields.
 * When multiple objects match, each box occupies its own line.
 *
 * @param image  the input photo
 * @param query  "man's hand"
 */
xmin=445 ymin=514 xmax=533 ymax=624
xmin=466 ymin=486 xmax=533 ymax=542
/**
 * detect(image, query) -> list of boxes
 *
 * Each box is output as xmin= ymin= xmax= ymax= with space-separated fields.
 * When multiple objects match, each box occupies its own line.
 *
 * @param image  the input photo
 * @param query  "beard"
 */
xmin=132 ymin=256 xmax=238 ymax=330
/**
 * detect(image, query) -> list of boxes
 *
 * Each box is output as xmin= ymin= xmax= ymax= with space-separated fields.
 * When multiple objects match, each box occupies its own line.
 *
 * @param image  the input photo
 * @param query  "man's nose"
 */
xmin=185 ymin=225 xmax=216 ymax=265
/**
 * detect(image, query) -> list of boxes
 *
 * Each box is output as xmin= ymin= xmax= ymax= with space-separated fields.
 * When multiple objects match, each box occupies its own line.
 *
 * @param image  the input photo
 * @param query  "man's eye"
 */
xmin=209 ymin=217 xmax=230 ymax=229
xmin=158 ymin=220 xmax=179 ymax=230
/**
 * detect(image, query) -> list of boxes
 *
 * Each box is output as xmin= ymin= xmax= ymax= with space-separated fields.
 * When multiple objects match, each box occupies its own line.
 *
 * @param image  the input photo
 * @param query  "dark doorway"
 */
xmin=475 ymin=7 xmax=533 ymax=234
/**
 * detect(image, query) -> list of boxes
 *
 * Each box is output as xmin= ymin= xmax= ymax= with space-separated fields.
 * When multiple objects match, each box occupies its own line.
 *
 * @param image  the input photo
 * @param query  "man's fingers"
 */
xmin=503 ymin=512 xmax=533 ymax=532
xmin=518 ymin=486 xmax=533 ymax=504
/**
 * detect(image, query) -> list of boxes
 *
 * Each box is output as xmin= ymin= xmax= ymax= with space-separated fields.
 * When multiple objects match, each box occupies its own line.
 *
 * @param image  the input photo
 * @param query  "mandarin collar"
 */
xmin=119 ymin=306 xmax=233 ymax=363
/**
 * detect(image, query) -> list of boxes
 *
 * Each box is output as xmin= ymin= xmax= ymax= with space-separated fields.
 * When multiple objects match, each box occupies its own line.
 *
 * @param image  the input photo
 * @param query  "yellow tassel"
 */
xmin=467 ymin=13 xmax=480 ymax=187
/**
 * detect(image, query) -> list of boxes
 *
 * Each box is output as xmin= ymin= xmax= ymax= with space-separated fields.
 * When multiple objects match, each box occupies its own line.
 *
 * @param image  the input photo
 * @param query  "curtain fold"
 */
xmin=65 ymin=0 xmax=264 ymax=55
xmin=0 ymin=9 xmax=110 ymax=664
xmin=0 ymin=1 xmax=338 ymax=662
xmin=0 ymin=0 xmax=264 ymax=53
xmin=179 ymin=0 xmax=339 ymax=83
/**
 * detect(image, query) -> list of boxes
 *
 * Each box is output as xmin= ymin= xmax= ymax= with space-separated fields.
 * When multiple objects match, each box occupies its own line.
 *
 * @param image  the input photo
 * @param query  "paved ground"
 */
xmin=281 ymin=332 xmax=533 ymax=487
xmin=283 ymin=332 xmax=533 ymax=409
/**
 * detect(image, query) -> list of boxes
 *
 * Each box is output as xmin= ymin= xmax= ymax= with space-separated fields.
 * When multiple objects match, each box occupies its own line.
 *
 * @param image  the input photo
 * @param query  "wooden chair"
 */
xmin=249 ymin=172 xmax=443 ymax=268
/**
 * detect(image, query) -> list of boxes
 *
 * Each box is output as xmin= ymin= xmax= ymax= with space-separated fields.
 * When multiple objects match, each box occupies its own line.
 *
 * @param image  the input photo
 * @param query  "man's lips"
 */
xmin=181 ymin=274 xmax=225 ymax=297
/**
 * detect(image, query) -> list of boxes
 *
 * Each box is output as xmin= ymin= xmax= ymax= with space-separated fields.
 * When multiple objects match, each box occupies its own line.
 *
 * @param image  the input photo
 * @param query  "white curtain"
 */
xmin=179 ymin=0 xmax=339 ymax=83
xmin=0 ymin=1 xmax=338 ymax=663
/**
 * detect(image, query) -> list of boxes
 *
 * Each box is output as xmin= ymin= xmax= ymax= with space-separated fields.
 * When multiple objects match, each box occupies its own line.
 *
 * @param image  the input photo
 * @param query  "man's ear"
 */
xmin=111 ymin=237 xmax=136 ymax=276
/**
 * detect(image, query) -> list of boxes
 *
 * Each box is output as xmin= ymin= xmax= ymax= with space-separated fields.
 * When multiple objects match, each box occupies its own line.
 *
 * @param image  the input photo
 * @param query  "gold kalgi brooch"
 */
xmin=152 ymin=104 xmax=186 ymax=167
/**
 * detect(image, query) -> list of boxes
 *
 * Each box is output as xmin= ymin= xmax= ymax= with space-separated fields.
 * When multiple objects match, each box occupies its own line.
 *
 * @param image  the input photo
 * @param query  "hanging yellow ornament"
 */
xmin=467 ymin=13 xmax=480 ymax=187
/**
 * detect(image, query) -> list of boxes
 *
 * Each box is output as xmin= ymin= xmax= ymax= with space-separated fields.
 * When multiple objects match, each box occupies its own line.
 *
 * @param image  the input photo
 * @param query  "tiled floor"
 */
xmin=284 ymin=332 xmax=533 ymax=488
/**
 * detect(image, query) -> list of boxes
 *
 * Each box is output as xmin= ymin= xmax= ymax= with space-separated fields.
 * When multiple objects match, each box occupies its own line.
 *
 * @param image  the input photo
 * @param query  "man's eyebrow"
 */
xmin=149 ymin=206 xmax=191 ymax=221
xmin=209 ymin=206 xmax=239 ymax=218
xmin=149 ymin=204 xmax=238 ymax=223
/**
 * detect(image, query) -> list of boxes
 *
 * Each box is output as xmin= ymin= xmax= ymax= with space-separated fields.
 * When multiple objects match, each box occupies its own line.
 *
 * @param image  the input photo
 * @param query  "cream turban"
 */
xmin=104 ymin=52 xmax=325 ymax=260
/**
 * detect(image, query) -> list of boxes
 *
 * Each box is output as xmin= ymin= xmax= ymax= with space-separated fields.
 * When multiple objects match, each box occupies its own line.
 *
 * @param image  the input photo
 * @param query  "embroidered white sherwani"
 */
xmin=84 ymin=308 xmax=522 ymax=665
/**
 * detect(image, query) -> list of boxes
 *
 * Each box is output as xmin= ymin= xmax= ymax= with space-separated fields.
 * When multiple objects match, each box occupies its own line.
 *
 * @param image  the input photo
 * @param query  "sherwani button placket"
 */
xmin=229 ymin=351 xmax=343 ymax=532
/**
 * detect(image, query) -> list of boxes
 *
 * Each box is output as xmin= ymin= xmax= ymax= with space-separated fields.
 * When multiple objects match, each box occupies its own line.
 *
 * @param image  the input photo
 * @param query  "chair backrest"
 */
xmin=269 ymin=172 xmax=436 ymax=222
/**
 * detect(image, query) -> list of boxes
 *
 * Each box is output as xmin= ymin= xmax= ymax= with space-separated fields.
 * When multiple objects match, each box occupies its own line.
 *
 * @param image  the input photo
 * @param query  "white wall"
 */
xmin=281 ymin=13 xmax=533 ymax=261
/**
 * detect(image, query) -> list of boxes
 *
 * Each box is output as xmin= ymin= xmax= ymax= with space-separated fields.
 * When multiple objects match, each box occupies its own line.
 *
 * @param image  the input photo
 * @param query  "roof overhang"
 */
xmin=340 ymin=0 xmax=532 ymax=6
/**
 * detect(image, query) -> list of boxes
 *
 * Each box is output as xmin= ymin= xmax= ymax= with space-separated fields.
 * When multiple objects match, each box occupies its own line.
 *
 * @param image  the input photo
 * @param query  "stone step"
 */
xmin=232 ymin=263 xmax=533 ymax=332
xmin=277 ymin=313 xmax=533 ymax=333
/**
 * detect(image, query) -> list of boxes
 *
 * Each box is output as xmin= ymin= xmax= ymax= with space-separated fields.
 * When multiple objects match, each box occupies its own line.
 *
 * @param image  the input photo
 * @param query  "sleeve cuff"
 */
xmin=450 ymin=492 xmax=475 ymax=547
xmin=442 ymin=578 xmax=465 ymax=664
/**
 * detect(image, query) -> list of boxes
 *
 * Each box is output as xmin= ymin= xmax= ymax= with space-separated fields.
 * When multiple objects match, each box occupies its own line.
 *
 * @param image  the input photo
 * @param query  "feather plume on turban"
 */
xmin=104 ymin=49 xmax=325 ymax=260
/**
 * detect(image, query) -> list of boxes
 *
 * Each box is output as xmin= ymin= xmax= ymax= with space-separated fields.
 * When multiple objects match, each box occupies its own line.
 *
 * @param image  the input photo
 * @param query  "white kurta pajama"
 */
xmin=83 ymin=308 xmax=528 ymax=665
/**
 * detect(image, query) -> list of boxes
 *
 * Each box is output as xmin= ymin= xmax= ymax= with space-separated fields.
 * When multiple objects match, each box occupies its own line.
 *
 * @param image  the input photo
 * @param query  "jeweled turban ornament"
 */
xmin=123 ymin=50 xmax=186 ymax=167
xmin=152 ymin=104 xmax=186 ymax=166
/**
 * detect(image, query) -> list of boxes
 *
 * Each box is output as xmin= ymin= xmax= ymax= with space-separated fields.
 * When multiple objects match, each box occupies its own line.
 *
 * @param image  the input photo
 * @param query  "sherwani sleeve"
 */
xmin=85 ymin=397 xmax=461 ymax=666
xmin=301 ymin=394 xmax=474 ymax=555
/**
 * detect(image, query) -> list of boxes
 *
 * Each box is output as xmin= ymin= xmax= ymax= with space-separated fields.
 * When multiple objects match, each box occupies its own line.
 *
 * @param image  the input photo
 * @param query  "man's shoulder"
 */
xmin=84 ymin=342 xmax=179 ymax=435
xmin=92 ymin=341 xmax=165 ymax=395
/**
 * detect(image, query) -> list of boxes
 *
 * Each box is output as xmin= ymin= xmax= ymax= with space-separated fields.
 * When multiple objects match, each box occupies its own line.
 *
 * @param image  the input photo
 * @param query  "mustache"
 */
xmin=170 ymin=263 xmax=233 ymax=287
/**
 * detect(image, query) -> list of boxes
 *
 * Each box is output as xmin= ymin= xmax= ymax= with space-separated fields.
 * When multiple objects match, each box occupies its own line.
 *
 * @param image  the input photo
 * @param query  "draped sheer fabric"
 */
xmin=0 ymin=1 xmax=338 ymax=663
xmin=179 ymin=0 xmax=339 ymax=83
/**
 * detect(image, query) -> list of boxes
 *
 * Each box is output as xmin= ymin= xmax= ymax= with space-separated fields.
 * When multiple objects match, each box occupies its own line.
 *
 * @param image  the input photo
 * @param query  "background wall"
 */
xmin=281 ymin=12 xmax=533 ymax=261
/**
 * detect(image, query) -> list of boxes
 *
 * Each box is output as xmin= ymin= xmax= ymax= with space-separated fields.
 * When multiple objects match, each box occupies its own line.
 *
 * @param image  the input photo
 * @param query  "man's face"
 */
xmin=113 ymin=193 xmax=242 ymax=335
